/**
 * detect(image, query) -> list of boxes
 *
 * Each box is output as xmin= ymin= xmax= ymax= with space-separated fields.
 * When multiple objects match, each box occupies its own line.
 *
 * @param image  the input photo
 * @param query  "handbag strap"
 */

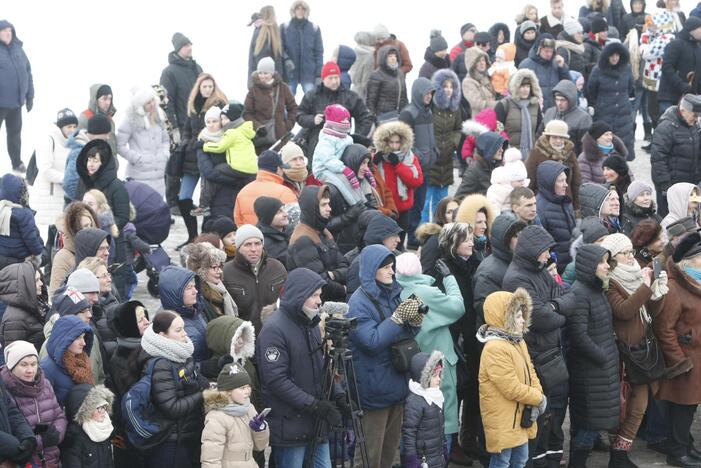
xmin=360 ymin=287 xmax=415 ymax=336
xmin=272 ymin=87 xmax=280 ymax=114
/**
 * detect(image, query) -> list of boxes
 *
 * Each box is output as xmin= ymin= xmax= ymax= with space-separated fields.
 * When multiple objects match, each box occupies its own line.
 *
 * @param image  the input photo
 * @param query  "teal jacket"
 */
xmin=397 ymin=273 xmax=465 ymax=435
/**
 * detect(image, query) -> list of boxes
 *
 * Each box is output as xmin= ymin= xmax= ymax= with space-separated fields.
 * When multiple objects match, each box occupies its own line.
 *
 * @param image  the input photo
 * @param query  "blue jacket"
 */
xmin=336 ymin=45 xmax=357 ymax=90
xmin=347 ymin=245 xmax=416 ymax=410
xmin=0 ymin=173 xmax=42 ymax=262
xmin=0 ymin=20 xmax=33 ymax=109
xmin=281 ymin=17 xmax=324 ymax=83
xmin=62 ymin=131 xmax=87 ymax=201
xmin=158 ymin=266 xmax=210 ymax=363
xmin=257 ymin=268 xmax=326 ymax=447
xmin=40 ymin=315 xmax=93 ymax=406
xmin=519 ymin=34 xmax=571 ymax=110
xmin=536 ymin=161 xmax=575 ymax=272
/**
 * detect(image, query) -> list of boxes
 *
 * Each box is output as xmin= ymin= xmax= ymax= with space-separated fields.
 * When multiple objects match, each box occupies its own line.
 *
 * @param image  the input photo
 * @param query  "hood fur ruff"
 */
xmin=419 ymin=350 xmax=444 ymax=389
xmin=483 ymin=287 xmax=532 ymax=335
xmin=455 ymin=194 xmax=497 ymax=236
xmin=508 ymin=69 xmax=543 ymax=105
xmin=415 ymin=222 xmax=442 ymax=243
xmin=373 ymin=120 xmax=414 ymax=154
xmin=74 ymin=385 xmax=114 ymax=425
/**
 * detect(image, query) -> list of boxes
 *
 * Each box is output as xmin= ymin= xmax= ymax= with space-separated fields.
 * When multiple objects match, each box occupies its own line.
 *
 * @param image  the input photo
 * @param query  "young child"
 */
xmin=489 ymin=43 xmax=517 ymax=97
xmin=477 ymin=289 xmax=545 ymax=468
xmin=62 ymin=384 xmax=115 ymax=467
xmin=401 ymin=350 xmax=447 ymax=468
xmin=312 ymin=104 xmax=374 ymax=205
xmin=486 ymin=148 xmax=529 ymax=212
xmin=192 ymin=105 xmax=225 ymax=216
xmin=0 ymin=173 xmax=44 ymax=271
xmin=201 ymin=363 xmax=269 ymax=468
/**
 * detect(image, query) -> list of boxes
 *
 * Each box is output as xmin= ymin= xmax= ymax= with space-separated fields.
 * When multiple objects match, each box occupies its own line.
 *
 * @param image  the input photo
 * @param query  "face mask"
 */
xmin=302 ymin=305 xmax=319 ymax=320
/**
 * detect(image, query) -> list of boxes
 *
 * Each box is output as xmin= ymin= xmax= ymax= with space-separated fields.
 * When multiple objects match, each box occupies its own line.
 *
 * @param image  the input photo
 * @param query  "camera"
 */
xmin=418 ymin=303 xmax=429 ymax=315
xmin=521 ymin=405 xmax=534 ymax=428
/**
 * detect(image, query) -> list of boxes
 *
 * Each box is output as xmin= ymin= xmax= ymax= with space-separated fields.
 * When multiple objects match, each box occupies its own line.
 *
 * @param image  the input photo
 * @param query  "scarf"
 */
xmin=198 ymin=128 xmax=223 ymax=143
xmin=322 ymin=121 xmax=351 ymax=138
xmin=476 ymin=324 xmax=523 ymax=344
xmin=684 ymin=267 xmax=701 ymax=285
xmin=378 ymin=150 xmax=419 ymax=200
xmin=0 ymin=200 xmax=21 ymax=236
xmin=207 ymin=281 xmax=239 ymax=317
xmin=609 ymin=262 xmax=651 ymax=323
xmin=141 ymin=325 xmax=195 ymax=363
xmin=408 ymin=380 xmax=444 ymax=409
xmin=516 ymin=99 xmax=533 ymax=159
xmin=221 ymin=400 xmax=251 ymax=417
xmin=82 ymin=415 xmax=114 ymax=443
xmin=598 ymin=143 xmax=614 ymax=154
xmin=224 ymin=244 xmax=236 ymax=259
xmin=284 ymin=165 xmax=309 ymax=183
xmin=63 ymin=352 xmax=94 ymax=385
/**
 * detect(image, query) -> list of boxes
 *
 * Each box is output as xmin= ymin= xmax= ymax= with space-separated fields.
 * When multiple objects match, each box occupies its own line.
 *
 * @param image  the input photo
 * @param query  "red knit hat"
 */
xmin=321 ymin=61 xmax=341 ymax=80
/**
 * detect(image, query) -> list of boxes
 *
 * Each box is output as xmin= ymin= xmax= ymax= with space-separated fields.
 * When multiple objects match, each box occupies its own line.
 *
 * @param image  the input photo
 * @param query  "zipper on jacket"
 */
xmin=513 ymin=402 xmax=519 ymax=429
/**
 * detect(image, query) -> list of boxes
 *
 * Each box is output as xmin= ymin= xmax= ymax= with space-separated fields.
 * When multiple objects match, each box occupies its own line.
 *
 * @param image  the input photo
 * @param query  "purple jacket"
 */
xmin=0 ymin=366 xmax=67 ymax=467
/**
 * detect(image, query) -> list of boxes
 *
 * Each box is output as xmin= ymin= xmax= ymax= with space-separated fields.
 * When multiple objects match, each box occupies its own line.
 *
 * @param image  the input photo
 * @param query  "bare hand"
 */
xmin=314 ymin=114 xmax=324 ymax=126
xmin=641 ymin=267 xmax=653 ymax=287
xmin=555 ymin=55 xmax=565 ymax=67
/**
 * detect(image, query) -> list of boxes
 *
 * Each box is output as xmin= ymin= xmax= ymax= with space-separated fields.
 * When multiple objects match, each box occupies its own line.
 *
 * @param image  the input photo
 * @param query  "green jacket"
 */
xmin=397 ymin=273 xmax=465 ymax=435
xmin=203 ymin=121 xmax=258 ymax=175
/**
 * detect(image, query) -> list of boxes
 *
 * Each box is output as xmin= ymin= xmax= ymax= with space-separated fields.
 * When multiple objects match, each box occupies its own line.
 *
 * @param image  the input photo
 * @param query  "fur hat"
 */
xmin=603 ymin=155 xmax=629 ymax=176
xmin=53 ymin=287 xmax=91 ymax=317
xmin=110 ymin=300 xmax=149 ymax=339
xmin=235 ymin=224 xmax=264 ymax=249
xmin=667 ymin=217 xmax=699 ymax=238
xmin=630 ymin=219 xmax=662 ymax=249
xmin=429 ymin=30 xmax=448 ymax=52
xmin=542 ymin=120 xmax=569 ymax=138
xmin=204 ymin=106 xmax=221 ymax=123
xmin=184 ymin=242 xmax=226 ymax=280
xmin=409 ymin=350 xmax=444 ymax=389
xmin=673 ymin=232 xmax=701 ymax=262
xmin=564 ymin=20 xmax=583 ymax=36
xmin=217 ymin=363 xmax=251 ymax=391
xmin=257 ymin=57 xmax=275 ymax=74
xmin=171 ymin=32 xmax=192 ymax=51
xmin=87 ymin=114 xmax=111 ymax=135
xmin=71 ymin=384 xmax=114 ymax=425
xmin=627 ymin=180 xmax=653 ymax=202
xmin=222 ymin=100 xmax=244 ymax=122
xmin=589 ymin=120 xmax=613 ymax=140
xmin=67 ymin=268 xmax=100 ymax=294
xmin=591 ymin=16 xmax=609 ymax=34
xmin=4 ymin=340 xmax=38 ymax=371
xmin=56 ymin=108 xmax=78 ymax=129
xmin=321 ymin=61 xmax=341 ymax=80
xmin=601 ymin=233 xmax=633 ymax=257
xmin=373 ymin=24 xmax=391 ymax=40
xmin=395 ymin=252 xmax=422 ymax=277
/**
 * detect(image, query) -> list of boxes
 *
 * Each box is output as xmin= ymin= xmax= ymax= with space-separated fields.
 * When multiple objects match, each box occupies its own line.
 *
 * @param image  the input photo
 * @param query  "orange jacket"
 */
xmin=234 ymin=170 xmax=298 ymax=226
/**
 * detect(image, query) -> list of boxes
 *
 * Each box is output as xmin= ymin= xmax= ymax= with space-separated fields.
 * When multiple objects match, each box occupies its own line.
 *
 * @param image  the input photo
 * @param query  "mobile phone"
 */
xmin=259 ymin=408 xmax=272 ymax=418
xmin=652 ymin=256 xmax=662 ymax=280
xmin=33 ymin=422 xmax=49 ymax=434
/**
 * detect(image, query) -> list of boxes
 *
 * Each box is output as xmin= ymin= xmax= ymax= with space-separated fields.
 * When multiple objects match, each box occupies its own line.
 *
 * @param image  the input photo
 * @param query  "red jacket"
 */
xmin=377 ymin=157 xmax=424 ymax=213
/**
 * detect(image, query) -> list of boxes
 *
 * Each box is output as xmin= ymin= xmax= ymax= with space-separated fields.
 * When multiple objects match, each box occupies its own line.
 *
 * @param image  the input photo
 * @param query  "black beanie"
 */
xmin=209 ymin=217 xmax=237 ymax=239
xmin=56 ymin=108 xmax=79 ymax=129
xmin=475 ymin=31 xmax=492 ymax=44
xmin=254 ymin=196 xmax=284 ymax=226
xmin=588 ymin=120 xmax=613 ymax=140
xmin=591 ymin=16 xmax=609 ymax=34
xmin=603 ymin=155 xmax=629 ymax=176
xmin=96 ymin=84 xmax=112 ymax=100
xmin=460 ymin=23 xmax=476 ymax=36
xmin=222 ymin=100 xmax=244 ymax=122
xmin=111 ymin=300 xmax=148 ymax=339
xmin=87 ymin=114 xmax=111 ymax=135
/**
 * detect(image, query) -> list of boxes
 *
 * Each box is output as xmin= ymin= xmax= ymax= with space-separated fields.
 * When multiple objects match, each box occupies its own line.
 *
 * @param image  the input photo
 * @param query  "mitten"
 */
xmin=537 ymin=395 xmax=548 ymax=415
xmin=25 ymin=98 xmax=33 ymax=112
xmin=249 ymin=412 xmax=268 ymax=432
xmin=387 ymin=152 xmax=400 ymax=165
xmin=285 ymin=59 xmax=296 ymax=74
xmin=651 ymin=270 xmax=669 ymax=300
xmin=14 ymin=438 xmax=36 ymax=463
xmin=310 ymin=400 xmax=342 ymax=427
xmin=393 ymin=298 xmax=423 ymax=326
xmin=364 ymin=169 xmax=376 ymax=187
xmin=41 ymin=425 xmax=61 ymax=447
xmin=342 ymin=166 xmax=360 ymax=189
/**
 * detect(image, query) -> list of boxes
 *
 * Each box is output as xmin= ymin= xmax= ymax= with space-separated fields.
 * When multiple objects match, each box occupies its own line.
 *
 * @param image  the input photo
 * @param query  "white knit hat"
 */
xmin=395 ymin=252 xmax=422 ymax=277
xmin=235 ymin=224 xmax=264 ymax=249
xmin=601 ymin=233 xmax=633 ymax=257
xmin=4 ymin=340 xmax=38 ymax=371
xmin=204 ymin=106 xmax=221 ymax=123
xmin=280 ymin=142 xmax=308 ymax=165
xmin=257 ymin=57 xmax=275 ymax=74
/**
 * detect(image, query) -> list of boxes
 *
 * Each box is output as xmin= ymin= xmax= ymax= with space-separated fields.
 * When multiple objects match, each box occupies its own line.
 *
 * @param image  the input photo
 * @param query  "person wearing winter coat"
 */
xmin=515 ymin=21 xmax=539 ymax=68
xmin=331 ymin=45 xmax=356 ymax=90
xmin=478 ymin=289 xmax=545 ymax=468
xmin=488 ymin=43 xmax=518 ymax=97
xmin=365 ymin=45 xmax=408 ymax=120
xmin=630 ymin=218 xmax=665 ymax=267
xmin=257 ymin=268 xmax=337 ymax=467
xmin=536 ymin=161 xmax=576 ymax=272
xmin=419 ymin=30 xmax=451 ymax=79
xmin=462 ymin=47 xmax=498 ymax=115
xmin=0 ymin=261 xmax=47 ymax=351
xmin=349 ymin=31 xmax=378 ymax=99
xmin=0 ymin=173 xmax=43 ymax=270
xmin=116 ymin=87 xmax=171 ymax=198
xmin=651 ymin=95 xmax=701 ymax=216
xmin=455 ymin=193 xmax=497 ymax=263
xmin=543 ymin=79 xmax=592 ymax=155
xmin=520 ymin=35 xmax=571 ymax=110
xmin=280 ymin=1 xmax=324 ymax=95
xmin=372 ymin=25 xmax=413 ymax=75
xmin=450 ymin=23 xmax=477 ymax=67
xmin=201 ymin=364 xmax=269 ymax=468
xmin=424 ymin=69 xmax=461 ymax=222
xmin=247 ymin=6 xmax=286 ymax=85
xmin=621 ymin=180 xmax=662 ymax=235
xmin=502 ymin=225 xmax=572 ymax=468
xmin=486 ymin=148 xmax=530 ymax=212
xmin=159 ymin=32 xmax=202 ymax=134
xmin=566 ymin=244 xmax=621 ymax=467
xmin=0 ymin=366 xmax=37 ymax=466
xmin=661 ymin=182 xmax=700 ymax=230
xmin=556 ymin=20 xmax=588 ymax=76
xmin=77 ymin=84 xmax=118 ymax=157
xmin=396 ymin=253 xmax=464 ymax=443
xmin=580 ymin=182 xmax=623 ymax=235
xmin=61 ymin=384 xmax=114 ymax=468
xmin=32 ymin=109 xmax=78 ymax=225
xmin=347 ymin=245 xmax=422 ymax=468
xmin=658 ymin=16 xmax=701 ymax=109
xmin=0 ymin=20 xmax=33 ymax=171
xmin=540 ymin=0 xmax=568 ymax=37
xmin=184 ymin=242 xmax=238 ymax=322
xmin=456 ymin=131 xmax=508 ymax=199
xmin=253 ymin=196 xmax=291 ymax=267
xmin=460 ymin=107 xmax=508 ymax=164
xmin=400 ymin=351 xmax=448 ymax=468
xmin=526 ymin=120 xmax=581 ymax=209
xmin=578 ymin=121 xmax=629 ymax=183
xmin=495 ymin=69 xmax=543 ymax=159
xmin=140 ymin=311 xmax=209 ymax=467
xmin=296 ymin=62 xmax=373 ymax=159
xmin=621 ymin=0 xmax=647 ymax=39
xmin=243 ymin=58 xmax=298 ymax=155
xmin=579 ymin=0 xmax=627 ymax=31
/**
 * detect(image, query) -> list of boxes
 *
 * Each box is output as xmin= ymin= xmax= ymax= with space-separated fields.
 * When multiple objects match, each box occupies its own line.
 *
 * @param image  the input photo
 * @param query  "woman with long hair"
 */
xmin=248 ymin=6 xmax=285 ymax=84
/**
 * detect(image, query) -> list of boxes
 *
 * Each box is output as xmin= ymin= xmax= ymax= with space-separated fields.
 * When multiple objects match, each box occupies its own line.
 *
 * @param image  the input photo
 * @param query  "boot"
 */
xmin=644 ymin=122 xmax=653 ymax=142
xmin=609 ymin=450 xmax=639 ymax=468
xmin=176 ymin=199 xmax=198 ymax=250
xmin=568 ymin=449 xmax=590 ymax=468
xmin=449 ymin=442 xmax=473 ymax=466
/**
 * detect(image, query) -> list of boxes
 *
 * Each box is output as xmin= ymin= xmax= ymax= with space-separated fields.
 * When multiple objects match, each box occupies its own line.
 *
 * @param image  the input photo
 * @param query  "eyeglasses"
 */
xmin=97 ymin=246 xmax=110 ymax=253
xmin=617 ymin=250 xmax=634 ymax=257
xmin=209 ymin=264 xmax=224 ymax=271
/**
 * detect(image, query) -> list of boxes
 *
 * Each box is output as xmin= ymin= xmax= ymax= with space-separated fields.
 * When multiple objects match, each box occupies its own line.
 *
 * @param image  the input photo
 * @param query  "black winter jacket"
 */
xmin=536 ymin=161 xmax=576 ymax=272
xmin=658 ymin=23 xmax=701 ymax=103
xmin=365 ymin=45 xmax=408 ymax=118
xmin=61 ymin=384 xmax=114 ymax=468
xmin=567 ymin=244 xmax=620 ymax=430
xmin=181 ymin=99 xmax=227 ymax=177
xmin=651 ymin=106 xmax=701 ymax=192
xmin=159 ymin=52 xmax=203 ymax=131
xmin=257 ymin=223 xmax=290 ymax=267
xmin=402 ymin=393 xmax=446 ymax=466
xmin=197 ymin=150 xmax=242 ymax=219
xmin=0 ymin=380 xmax=34 ymax=464
xmin=621 ymin=200 xmax=662 ymax=236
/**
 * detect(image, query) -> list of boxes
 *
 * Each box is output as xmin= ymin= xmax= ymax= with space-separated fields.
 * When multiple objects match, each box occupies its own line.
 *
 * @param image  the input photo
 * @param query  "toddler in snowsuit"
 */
xmin=312 ymin=104 xmax=376 ymax=205
xmin=401 ymin=350 xmax=448 ymax=468
xmin=489 ymin=43 xmax=517 ymax=97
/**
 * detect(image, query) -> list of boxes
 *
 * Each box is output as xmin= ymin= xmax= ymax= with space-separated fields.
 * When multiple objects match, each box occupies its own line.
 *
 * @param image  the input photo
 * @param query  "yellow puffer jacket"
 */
xmin=478 ymin=289 xmax=543 ymax=454
xmin=203 ymin=121 xmax=258 ymax=175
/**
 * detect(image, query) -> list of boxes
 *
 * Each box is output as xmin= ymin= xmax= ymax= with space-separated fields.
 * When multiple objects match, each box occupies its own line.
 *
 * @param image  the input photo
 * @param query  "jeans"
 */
xmin=0 ymin=107 xmax=23 ymax=168
xmin=288 ymin=80 xmax=316 ymax=97
xmin=632 ymin=87 xmax=651 ymax=124
xmin=421 ymin=185 xmax=449 ymax=223
xmin=178 ymin=173 xmax=199 ymax=200
xmin=274 ymin=442 xmax=331 ymax=468
xmin=643 ymin=396 xmax=670 ymax=445
xmin=489 ymin=442 xmax=529 ymax=468
xmin=407 ymin=178 xmax=429 ymax=247
xmin=572 ymin=430 xmax=600 ymax=450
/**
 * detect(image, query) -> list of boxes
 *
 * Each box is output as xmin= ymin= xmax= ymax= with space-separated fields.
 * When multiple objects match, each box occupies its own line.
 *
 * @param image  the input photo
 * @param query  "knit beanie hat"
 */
xmin=204 ymin=106 xmax=221 ymax=123
xmin=591 ymin=16 xmax=609 ymax=34
xmin=627 ymin=180 xmax=653 ymax=201
xmin=461 ymin=23 xmax=476 ymax=36
xmin=520 ymin=21 xmax=538 ymax=35
xmin=324 ymin=104 xmax=351 ymax=134
xmin=395 ymin=252 xmax=422 ymax=277
xmin=209 ymin=216 xmax=237 ymax=239
xmin=234 ymin=224 xmax=264 ymax=249
xmin=280 ymin=141 xmax=306 ymax=163
xmin=3 ymin=341 xmax=38 ymax=371
xmin=254 ymin=196 xmax=284 ymax=226
xmin=475 ymin=31 xmax=492 ymax=44
xmin=564 ymin=20 xmax=584 ymax=36
xmin=257 ymin=150 xmax=289 ymax=173
xmin=429 ymin=30 xmax=448 ymax=52
xmin=257 ymin=57 xmax=275 ymax=74
xmin=56 ymin=108 xmax=79 ymax=129
xmin=321 ymin=61 xmax=341 ymax=80
xmin=67 ymin=268 xmax=100 ymax=294
xmin=630 ymin=219 xmax=662 ymax=249
xmin=601 ymin=233 xmax=633 ymax=257
xmin=580 ymin=216 xmax=610 ymax=243
xmin=54 ymin=287 xmax=91 ymax=317
xmin=589 ymin=121 xmax=613 ymax=140
xmin=217 ymin=363 xmax=251 ymax=391
xmin=87 ymin=114 xmax=111 ymax=135
xmin=171 ymin=32 xmax=192 ymax=52
xmin=602 ymin=155 xmax=629 ymax=176
xmin=222 ymin=100 xmax=244 ymax=122
xmin=95 ymin=85 xmax=112 ymax=101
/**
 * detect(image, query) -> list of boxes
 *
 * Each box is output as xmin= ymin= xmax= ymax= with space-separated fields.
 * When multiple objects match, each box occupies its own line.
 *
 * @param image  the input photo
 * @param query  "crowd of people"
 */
xmin=4 ymin=0 xmax=701 ymax=467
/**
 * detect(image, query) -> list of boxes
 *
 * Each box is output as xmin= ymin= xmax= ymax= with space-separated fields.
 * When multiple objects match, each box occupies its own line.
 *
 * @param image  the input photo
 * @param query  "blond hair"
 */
xmin=85 ymin=189 xmax=119 ymax=238
xmin=187 ymin=73 xmax=228 ymax=117
xmin=254 ymin=6 xmax=283 ymax=58
xmin=78 ymin=256 xmax=107 ymax=276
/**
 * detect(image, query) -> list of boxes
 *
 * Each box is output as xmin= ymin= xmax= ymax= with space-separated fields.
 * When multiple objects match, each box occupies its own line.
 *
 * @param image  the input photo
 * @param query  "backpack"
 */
xmin=122 ymin=358 xmax=175 ymax=450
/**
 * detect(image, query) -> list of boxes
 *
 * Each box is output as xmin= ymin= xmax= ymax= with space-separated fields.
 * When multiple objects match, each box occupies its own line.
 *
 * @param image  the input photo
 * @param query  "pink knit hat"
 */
xmin=324 ymin=104 xmax=350 ymax=125
xmin=395 ymin=252 xmax=422 ymax=277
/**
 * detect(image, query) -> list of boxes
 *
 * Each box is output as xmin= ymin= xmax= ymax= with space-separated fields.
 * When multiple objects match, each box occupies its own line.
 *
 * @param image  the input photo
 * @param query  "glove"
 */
xmin=194 ymin=140 xmax=205 ymax=151
xmin=111 ymin=434 xmax=127 ymax=450
xmin=25 ymin=98 xmax=33 ymax=112
xmin=255 ymin=126 xmax=268 ymax=139
xmin=41 ymin=425 xmax=61 ymax=448
xmin=373 ymin=152 xmax=384 ymax=165
xmin=311 ymin=399 xmax=342 ymax=427
xmin=365 ymin=193 xmax=379 ymax=210
xmin=285 ymin=59 xmax=296 ymax=74
xmin=364 ymin=169 xmax=376 ymax=188
xmin=651 ymin=270 xmax=669 ymax=300
xmin=334 ymin=393 xmax=351 ymax=417
xmin=434 ymin=259 xmax=452 ymax=278
xmin=387 ymin=152 xmax=400 ymax=165
xmin=392 ymin=298 xmax=424 ymax=327
xmin=14 ymin=437 xmax=36 ymax=463
xmin=249 ymin=412 xmax=268 ymax=432
xmin=537 ymin=395 xmax=548 ymax=415
xmin=403 ymin=453 xmax=422 ymax=468
xmin=342 ymin=166 xmax=360 ymax=189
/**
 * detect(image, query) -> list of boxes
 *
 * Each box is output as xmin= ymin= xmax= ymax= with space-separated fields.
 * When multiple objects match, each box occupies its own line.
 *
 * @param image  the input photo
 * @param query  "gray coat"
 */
xmin=543 ymin=80 xmax=592 ymax=155
xmin=399 ymin=77 xmax=438 ymax=167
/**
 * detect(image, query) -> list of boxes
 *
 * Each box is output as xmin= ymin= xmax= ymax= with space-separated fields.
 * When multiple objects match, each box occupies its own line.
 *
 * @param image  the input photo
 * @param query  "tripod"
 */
xmin=305 ymin=338 xmax=370 ymax=468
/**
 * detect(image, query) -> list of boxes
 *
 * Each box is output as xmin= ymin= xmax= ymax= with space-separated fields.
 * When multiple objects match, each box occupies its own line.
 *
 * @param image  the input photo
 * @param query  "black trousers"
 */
xmin=668 ymin=402 xmax=697 ymax=457
xmin=0 ymin=107 xmax=23 ymax=168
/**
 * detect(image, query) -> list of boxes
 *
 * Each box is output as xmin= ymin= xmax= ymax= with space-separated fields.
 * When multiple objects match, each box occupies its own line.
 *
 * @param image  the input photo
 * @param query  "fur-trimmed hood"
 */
xmin=455 ymin=194 xmax=497 ymax=236
xmin=203 ymin=389 xmax=236 ymax=413
xmin=480 ymin=287 xmax=532 ymax=337
xmin=66 ymin=384 xmax=114 ymax=424
xmin=289 ymin=0 xmax=310 ymax=18
xmin=507 ymin=69 xmax=543 ymax=105
xmin=206 ymin=316 xmax=256 ymax=362
xmin=126 ymin=86 xmax=167 ymax=130
xmin=465 ymin=46 xmax=491 ymax=76
xmin=415 ymin=222 xmax=442 ymax=243
xmin=373 ymin=120 xmax=414 ymax=153
xmin=581 ymin=132 xmax=628 ymax=161
xmin=598 ymin=41 xmax=630 ymax=71
xmin=462 ymin=119 xmax=490 ymax=137
xmin=431 ymin=69 xmax=461 ymax=111
xmin=409 ymin=350 xmax=444 ymax=389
